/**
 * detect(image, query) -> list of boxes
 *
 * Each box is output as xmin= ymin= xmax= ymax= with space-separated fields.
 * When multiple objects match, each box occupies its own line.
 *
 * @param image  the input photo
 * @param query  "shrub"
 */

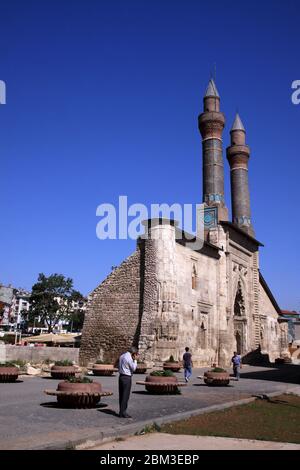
xmin=95 ymin=360 xmax=110 ymax=364
xmin=150 ymin=370 xmax=174 ymax=377
xmin=211 ymin=367 xmax=227 ymax=373
xmin=66 ymin=376 xmax=92 ymax=384
xmin=54 ymin=360 xmax=74 ymax=366
xmin=137 ymin=422 xmax=161 ymax=435
xmin=1 ymin=335 xmax=15 ymax=345
xmin=0 ymin=362 xmax=18 ymax=368
xmin=10 ymin=360 xmax=26 ymax=367
xmin=167 ymin=355 xmax=177 ymax=363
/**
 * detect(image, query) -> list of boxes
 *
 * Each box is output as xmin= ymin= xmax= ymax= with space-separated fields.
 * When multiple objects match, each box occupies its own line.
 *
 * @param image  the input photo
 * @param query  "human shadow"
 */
xmin=97 ymin=408 xmax=119 ymax=416
xmin=132 ymin=390 xmax=182 ymax=396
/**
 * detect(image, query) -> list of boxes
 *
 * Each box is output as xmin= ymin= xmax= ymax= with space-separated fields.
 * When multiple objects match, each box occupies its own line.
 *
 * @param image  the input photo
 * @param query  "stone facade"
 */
xmin=80 ymin=248 xmax=143 ymax=364
xmin=79 ymin=79 xmax=289 ymax=367
xmin=80 ymin=218 xmax=288 ymax=367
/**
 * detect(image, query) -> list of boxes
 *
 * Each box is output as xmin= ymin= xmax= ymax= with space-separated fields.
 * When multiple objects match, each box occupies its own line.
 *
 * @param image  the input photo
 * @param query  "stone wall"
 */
xmin=79 ymin=245 xmax=142 ymax=365
xmin=137 ymin=237 xmax=158 ymax=363
xmin=138 ymin=220 xmax=222 ymax=367
xmin=0 ymin=345 xmax=79 ymax=364
xmin=174 ymin=241 xmax=219 ymax=366
xmin=259 ymin=282 xmax=282 ymax=361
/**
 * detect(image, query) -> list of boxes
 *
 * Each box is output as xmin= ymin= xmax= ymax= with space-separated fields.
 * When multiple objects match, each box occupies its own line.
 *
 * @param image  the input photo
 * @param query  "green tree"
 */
xmin=27 ymin=273 xmax=85 ymax=333
xmin=68 ymin=308 xmax=85 ymax=332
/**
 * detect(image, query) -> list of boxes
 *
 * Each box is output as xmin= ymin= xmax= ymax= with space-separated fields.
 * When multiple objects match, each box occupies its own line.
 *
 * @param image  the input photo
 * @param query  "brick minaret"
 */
xmin=198 ymin=79 xmax=228 ymax=221
xmin=226 ymin=113 xmax=254 ymax=236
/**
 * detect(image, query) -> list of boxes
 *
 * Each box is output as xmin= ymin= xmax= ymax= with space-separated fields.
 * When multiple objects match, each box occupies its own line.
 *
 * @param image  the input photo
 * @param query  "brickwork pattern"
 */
xmin=79 ymin=246 xmax=142 ymax=365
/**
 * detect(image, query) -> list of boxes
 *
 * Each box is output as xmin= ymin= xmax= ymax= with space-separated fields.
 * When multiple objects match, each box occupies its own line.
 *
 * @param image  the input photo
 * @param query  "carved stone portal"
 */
xmin=233 ymin=281 xmax=247 ymax=354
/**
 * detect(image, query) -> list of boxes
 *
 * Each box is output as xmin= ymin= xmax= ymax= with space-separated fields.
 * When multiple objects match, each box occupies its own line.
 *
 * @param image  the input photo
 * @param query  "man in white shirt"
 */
xmin=118 ymin=346 xmax=138 ymax=418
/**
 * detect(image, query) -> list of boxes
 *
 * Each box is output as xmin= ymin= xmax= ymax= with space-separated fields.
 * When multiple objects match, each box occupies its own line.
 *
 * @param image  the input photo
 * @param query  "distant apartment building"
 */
xmin=11 ymin=289 xmax=31 ymax=326
xmin=54 ymin=297 xmax=87 ymax=332
xmin=0 ymin=284 xmax=14 ymax=325
xmin=0 ymin=285 xmax=30 ymax=328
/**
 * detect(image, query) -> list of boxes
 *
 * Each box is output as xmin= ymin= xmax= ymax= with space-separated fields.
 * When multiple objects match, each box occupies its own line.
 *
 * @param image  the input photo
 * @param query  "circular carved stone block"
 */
xmin=57 ymin=381 xmax=102 ymax=393
xmin=92 ymin=364 xmax=117 ymax=376
xmin=0 ymin=366 xmax=19 ymax=383
xmin=134 ymin=364 xmax=148 ymax=374
xmin=56 ymin=394 xmax=100 ymax=408
xmin=163 ymin=362 xmax=181 ymax=372
xmin=204 ymin=371 xmax=230 ymax=386
xmin=45 ymin=381 xmax=112 ymax=409
xmin=57 ymin=381 xmax=102 ymax=406
xmin=50 ymin=366 xmax=77 ymax=379
xmin=145 ymin=375 xmax=179 ymax=394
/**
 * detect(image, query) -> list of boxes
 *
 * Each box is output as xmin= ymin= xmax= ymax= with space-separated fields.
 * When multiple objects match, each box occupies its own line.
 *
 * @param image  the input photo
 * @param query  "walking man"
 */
xmin=231 ymin=351 xmax=242 ymax=380
xmin=182 ymin=347 xmax=193 ymax=383
xmin=118 ymin=346 xmax=138 ymax=418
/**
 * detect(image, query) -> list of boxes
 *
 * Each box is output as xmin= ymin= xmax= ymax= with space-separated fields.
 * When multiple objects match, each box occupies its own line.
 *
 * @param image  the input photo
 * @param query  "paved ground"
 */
xmin=91 ymin=433 xmax=300 ymax=450
xmin=0 ymin=364 xmax=299 ymax=450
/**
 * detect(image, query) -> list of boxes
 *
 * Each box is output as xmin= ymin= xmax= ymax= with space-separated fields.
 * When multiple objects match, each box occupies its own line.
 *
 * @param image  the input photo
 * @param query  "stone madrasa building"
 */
xmin=80 ymin=79 xmax=289 ymax=367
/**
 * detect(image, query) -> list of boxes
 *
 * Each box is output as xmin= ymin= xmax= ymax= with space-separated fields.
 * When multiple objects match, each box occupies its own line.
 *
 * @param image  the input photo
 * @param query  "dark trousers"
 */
xmin=119 ymin=374 xmax=132 ymax=416
xmin=233 ymin=365 xmax=240 ymax=380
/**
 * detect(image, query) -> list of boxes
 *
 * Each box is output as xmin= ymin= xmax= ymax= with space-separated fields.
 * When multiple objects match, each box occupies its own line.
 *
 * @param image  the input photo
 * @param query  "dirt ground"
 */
xmin=89 ymin=433 xmax=300 ymax=450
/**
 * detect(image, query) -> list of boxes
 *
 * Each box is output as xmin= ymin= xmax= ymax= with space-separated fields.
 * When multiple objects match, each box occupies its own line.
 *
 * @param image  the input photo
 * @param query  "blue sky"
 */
xmin=1 ymin=0 xmax=299 ymax=309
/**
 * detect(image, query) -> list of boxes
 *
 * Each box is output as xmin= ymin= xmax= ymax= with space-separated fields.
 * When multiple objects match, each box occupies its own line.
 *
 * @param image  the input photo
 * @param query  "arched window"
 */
xmin=235 ymin=331 xmax=242 ymax=354
xmin=192 ymin=264 xmax=197 ymax=290
xmin=200 ymin=320 xmax=207 ymax=348
xmin=234 ymin=281 xmax=245 ymax=316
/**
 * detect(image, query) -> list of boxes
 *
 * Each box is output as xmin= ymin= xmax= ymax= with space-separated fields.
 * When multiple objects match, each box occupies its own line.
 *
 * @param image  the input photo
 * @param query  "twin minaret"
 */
xmin=198 ymin=78 xmax=254 ymax=236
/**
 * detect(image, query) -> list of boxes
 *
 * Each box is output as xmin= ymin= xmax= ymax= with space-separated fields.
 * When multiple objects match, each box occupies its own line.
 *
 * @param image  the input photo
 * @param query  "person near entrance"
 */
xmin=182 ymin=347 xmax=193 ymax=383
xmin=231 ymin=351 xmax=242 ymax=380
xmin=118 ymin=346 xmax=138 ymax=418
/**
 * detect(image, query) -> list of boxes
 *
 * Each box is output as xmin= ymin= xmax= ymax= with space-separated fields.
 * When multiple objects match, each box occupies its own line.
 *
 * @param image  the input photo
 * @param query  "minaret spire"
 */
xmin=227 ymin=113 xmax=254 ymax=236
xmin=204 ymin=78 xmax=219 ymax=98
xmin=198 ymin=78 xmax=228 ymax=222
xmin=231 ymin=113 xmax=245 ymax=131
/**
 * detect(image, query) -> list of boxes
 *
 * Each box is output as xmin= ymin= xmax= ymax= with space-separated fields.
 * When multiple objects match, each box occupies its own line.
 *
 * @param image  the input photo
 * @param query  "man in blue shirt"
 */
xmin=231 ymin=351 xmax=242 ymax=380
xmin=118 ymin=346 xmax=138 ymax=418
xmin=182 ymin=347 xmax=193 ymax=383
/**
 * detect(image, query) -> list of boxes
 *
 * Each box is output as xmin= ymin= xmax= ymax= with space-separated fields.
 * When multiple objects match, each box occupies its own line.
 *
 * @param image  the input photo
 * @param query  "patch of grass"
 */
xmin=150 ymin=370 xmax=174 ymax=377
xmin=161 ymin=394 xmax=300 ymax=444
xmin=137 ymin=422 xmax=161 ymax=435
xmin=65 ymin=441 xmax=76 ymax=450
xmin=12 ymin=360 xmax=26 ymax=367
xmin=66 ymin=376 xmax=92 ymax=383
xmin=54 ymin=360 xmax=73 ymax=366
